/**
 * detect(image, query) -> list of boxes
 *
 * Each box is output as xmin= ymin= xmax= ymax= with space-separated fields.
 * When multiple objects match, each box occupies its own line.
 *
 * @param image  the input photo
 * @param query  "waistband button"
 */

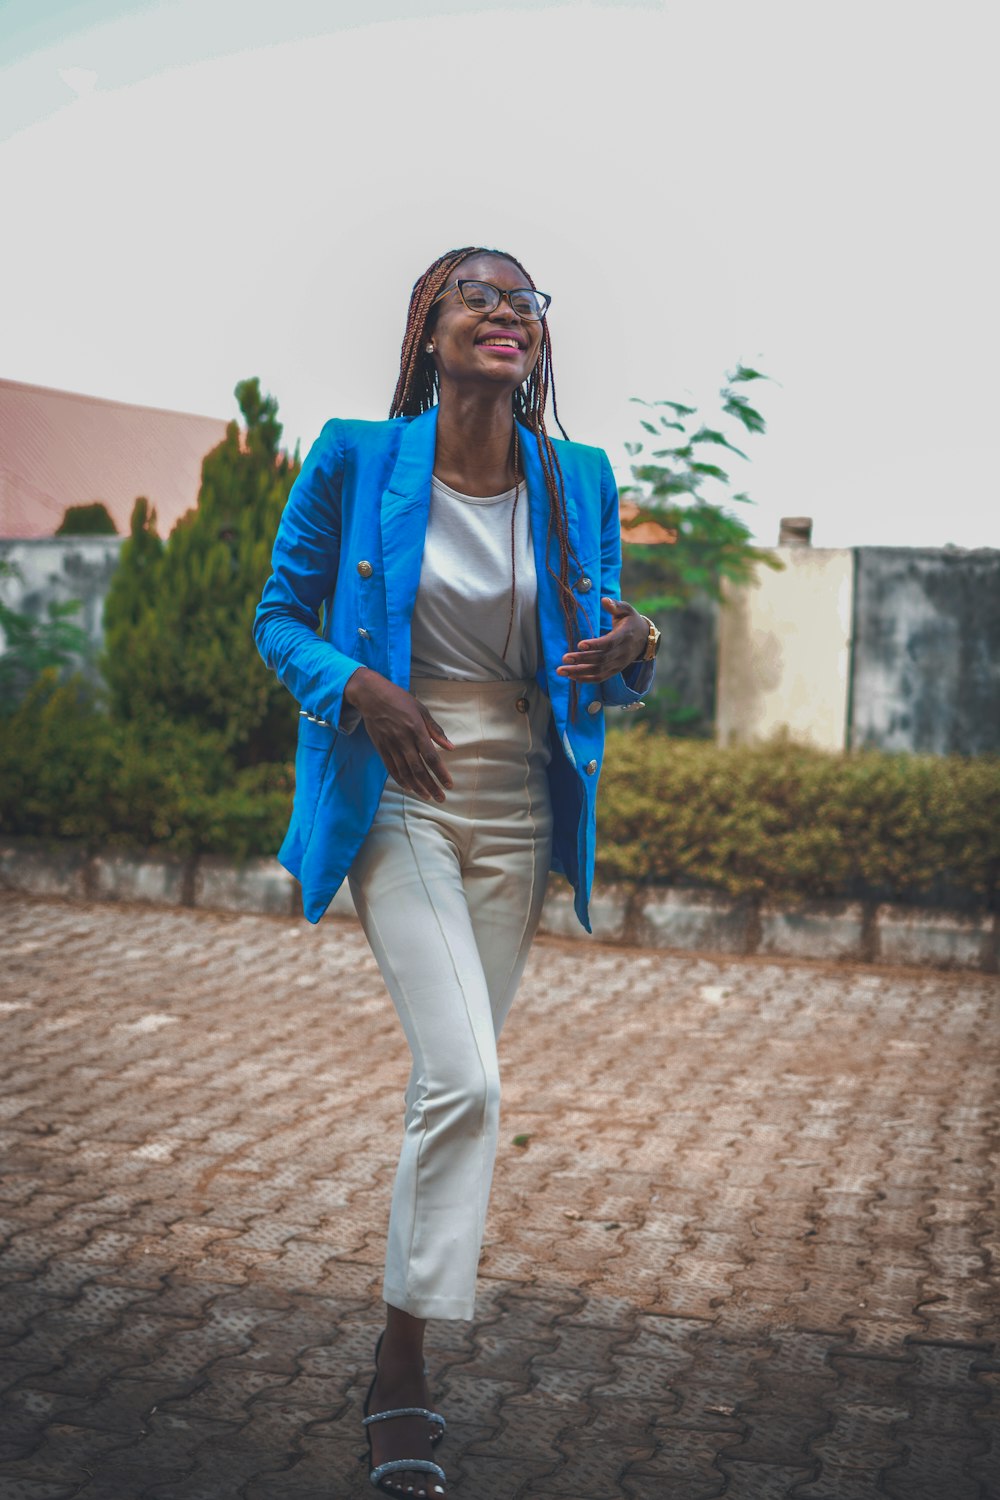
xmin=515 ymin=696 xmax=529 ymax=713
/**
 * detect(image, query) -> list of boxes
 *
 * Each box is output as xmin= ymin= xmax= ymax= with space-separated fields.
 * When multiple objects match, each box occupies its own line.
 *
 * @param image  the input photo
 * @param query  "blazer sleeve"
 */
xmin=596 ymin=449 xmax=656 ymax=706
xmin=253 ymin=418 xmax=361 ymax=729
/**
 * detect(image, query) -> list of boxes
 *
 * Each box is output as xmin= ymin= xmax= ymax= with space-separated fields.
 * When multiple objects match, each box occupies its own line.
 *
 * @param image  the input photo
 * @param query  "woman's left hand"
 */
xmin=556 ymin=597 xmax=649 ymax=683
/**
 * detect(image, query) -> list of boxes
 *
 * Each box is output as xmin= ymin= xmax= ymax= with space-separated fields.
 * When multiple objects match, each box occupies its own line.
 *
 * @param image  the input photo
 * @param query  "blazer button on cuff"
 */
xmin=356 ymin=560 xmax=373 ymax=578
xmin=587 ymin=700 xmax=603 ymax=715
xmin=585 ymin=759 xmax=598 ymax=775
xmin=515 ymin=696 xmax=529 ymax=713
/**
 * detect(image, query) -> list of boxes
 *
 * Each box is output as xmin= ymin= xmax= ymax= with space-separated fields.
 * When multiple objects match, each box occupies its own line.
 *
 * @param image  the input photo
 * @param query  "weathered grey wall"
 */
xmin=0 ymin=537 xmax=125 ymax=680
xmin=850 ymin=547 xmax=1000 ymax=755
xmin=649 ymin=595 xmax=718 ymax=733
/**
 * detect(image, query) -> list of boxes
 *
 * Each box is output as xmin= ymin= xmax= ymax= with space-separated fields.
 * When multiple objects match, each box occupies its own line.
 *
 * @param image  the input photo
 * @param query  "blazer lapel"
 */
xmin=380 ymin=407 xmax=438 ymax=686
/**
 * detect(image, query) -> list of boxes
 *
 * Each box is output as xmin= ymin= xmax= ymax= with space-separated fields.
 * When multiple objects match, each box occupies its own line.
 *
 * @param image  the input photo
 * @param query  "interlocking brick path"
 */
xmin=1 ymin=891 xmax=997 ymax=1500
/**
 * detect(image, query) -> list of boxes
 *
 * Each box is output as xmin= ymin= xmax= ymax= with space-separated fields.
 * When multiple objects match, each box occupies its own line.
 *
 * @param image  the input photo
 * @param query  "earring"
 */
xmin=425 ymin=342 xmax=434 ymax=353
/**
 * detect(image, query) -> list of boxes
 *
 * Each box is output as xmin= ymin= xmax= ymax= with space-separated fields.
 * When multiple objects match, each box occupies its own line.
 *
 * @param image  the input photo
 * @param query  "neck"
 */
xmin=433 ymin=386 xmax=519 ymax=495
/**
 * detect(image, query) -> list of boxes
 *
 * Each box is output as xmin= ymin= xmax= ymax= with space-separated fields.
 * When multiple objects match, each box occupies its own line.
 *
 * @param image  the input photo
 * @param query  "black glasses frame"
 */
xmin=431 ymin=279 xmax=552 ymax=321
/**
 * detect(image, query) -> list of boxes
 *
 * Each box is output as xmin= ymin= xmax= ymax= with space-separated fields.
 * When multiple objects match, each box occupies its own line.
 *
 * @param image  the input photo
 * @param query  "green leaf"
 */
xmin=653 ymin=399 xmax=697 ymax=417
xmin=722 ymin=391 xmax=766 ymax=435
xmin=727 ymin=363 xmax=770 ymax=384
xmin=690 ymin=426 xmax=749 ymax=460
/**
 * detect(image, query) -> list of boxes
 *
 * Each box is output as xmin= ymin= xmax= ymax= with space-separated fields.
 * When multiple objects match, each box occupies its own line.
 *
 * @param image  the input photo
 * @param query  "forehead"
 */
xmin=458 ymin=254 xmax=527 ymax=286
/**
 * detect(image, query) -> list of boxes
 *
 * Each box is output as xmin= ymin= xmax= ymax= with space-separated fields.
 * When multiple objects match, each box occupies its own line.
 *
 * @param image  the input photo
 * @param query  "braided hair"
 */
xmin=389 ymin=246 xmax=585 ymax=710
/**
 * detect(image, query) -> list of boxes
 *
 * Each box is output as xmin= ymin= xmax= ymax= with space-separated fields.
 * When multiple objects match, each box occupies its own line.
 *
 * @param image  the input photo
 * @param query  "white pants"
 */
xmin=348 ymin=676 xmax=553 ymax=1320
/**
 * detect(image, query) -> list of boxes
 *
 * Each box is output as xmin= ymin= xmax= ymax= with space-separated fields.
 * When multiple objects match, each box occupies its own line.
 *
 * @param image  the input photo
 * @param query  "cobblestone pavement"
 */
xmin=1 ymin=892 xmax=998 ymax=1500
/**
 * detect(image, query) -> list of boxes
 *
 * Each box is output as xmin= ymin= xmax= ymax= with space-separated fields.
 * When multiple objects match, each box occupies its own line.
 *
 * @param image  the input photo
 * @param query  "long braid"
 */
xmin=390 ymin=247 xmax=586 ymax=713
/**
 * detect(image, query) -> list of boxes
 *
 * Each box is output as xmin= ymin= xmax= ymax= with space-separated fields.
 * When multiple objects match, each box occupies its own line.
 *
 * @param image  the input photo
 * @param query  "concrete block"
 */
xmin=758 ymin=900 xmax=866 ymax=962
xmin=539 ymin=881 xmax=627 ymax=942
xmin=91 ymin=851 xmax=189 ymax=906
xmin=632 ymin=887 xmax=753 ymax=954
xmin=0 ymin=840 xmax=90 ymax=900
xmin=194 ymin=856 xmax=296 ymax=917
xmin=875 ymin=904 xmax=994 ymax=971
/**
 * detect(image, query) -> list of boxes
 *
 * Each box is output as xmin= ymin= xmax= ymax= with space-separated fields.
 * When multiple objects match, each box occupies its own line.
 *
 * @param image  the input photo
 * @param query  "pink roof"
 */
xmin=0 ymin=377 xmax=231 ymax=538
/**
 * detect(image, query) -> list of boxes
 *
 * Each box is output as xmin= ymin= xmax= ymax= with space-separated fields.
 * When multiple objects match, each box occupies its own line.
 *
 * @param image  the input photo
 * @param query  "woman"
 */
xmin=254 ymin=246 xmax=659 ymax=1498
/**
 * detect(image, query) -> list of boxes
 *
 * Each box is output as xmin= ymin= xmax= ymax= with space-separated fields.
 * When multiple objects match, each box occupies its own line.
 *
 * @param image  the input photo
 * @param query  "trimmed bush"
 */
xmin=55 ymin=502 xmax=117 ymax=535
xmin=3 ymin=684 xmax=997 ymax=908
xmin=597 ymin=729 xmax=1000 ymax=907
xmin=0 ymin=675 xmax=290 ymax=860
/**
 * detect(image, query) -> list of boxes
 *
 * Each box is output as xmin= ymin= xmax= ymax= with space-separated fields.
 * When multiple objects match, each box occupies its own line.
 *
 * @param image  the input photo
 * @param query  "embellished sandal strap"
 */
xmin=363 ymin=1406 xmax=446 ymax=1429
xmin=370 ymin=1457 xmax=447 ymax=1485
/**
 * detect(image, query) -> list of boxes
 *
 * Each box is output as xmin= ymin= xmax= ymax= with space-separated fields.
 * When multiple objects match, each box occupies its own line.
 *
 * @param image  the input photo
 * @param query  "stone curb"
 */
xmin=1 ymin=839 xmax=996 ymax=973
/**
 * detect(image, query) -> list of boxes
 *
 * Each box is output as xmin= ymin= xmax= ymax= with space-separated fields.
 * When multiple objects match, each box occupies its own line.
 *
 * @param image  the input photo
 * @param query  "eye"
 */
xmin=509 ymin=291 xmax=540 ymax=317
xmin=461 ymin=282 xmax=493 ymax=311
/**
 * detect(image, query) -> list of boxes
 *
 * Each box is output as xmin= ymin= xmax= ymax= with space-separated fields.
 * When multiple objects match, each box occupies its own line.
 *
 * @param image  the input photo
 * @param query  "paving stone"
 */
xmin=0 ymin=892 xmax=997 ymax=1499
xmin=716 ymin=1460 xmax=818 ymax=1497
xmin=621 ymin=1429 xmax=727 ymax=1495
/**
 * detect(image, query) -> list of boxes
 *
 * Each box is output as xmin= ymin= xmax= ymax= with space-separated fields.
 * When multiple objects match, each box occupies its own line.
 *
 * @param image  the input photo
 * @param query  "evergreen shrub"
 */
xmin=3 ymin=686 xmax=996 ymax=907
xmin=55 ymin=502 xmax=117 ymax=535
xmin=0 ymin=674 xmax=290 ymax=859
xmin=100 ymin=379 xmax=300 ymax=765
xmin=596 ymin=729 xmax=1000 ymax=908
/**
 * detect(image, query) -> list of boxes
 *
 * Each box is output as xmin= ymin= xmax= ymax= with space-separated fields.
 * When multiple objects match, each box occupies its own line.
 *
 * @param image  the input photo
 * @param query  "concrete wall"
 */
xmin=850 ymin=547 xmax=1000 ymax=755
xmin=648 ymin=594 xmax=718 ymax=733
xmin=0 ymin=537 xmax=125 ymax=679
xmin=716 ymin=547 xmax=854 ymax=750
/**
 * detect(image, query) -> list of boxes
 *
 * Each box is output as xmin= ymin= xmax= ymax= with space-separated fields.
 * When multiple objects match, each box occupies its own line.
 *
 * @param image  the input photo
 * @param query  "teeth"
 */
xmin=481 ymin=338 xmax=519 ymax=348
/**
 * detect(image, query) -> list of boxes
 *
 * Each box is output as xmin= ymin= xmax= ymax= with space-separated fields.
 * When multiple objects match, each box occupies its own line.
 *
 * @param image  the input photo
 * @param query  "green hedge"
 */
xmin=596 ymin=729 xmax=999 ymax=907
xmin=0 ymin=675 xmax=291 ymax=861
xmin=3 ymin=677 xmax=997 ymax=907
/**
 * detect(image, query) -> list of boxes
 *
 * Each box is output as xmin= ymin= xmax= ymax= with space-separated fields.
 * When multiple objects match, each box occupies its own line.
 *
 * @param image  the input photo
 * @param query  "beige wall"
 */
xmin=716 ymin=548 xmax=855 ymax=750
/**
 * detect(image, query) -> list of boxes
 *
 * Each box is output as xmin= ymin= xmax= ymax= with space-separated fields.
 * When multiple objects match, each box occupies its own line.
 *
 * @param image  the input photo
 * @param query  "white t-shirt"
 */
xmin=409 ymin=473 xmax=539 ymax=681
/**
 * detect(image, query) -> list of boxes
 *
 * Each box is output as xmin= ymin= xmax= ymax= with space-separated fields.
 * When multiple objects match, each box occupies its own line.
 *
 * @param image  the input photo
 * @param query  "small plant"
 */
xmin=620 ymin=364 xmax=782 ymax=616
xmin=0 ymin=561 xmax=91 ymax=712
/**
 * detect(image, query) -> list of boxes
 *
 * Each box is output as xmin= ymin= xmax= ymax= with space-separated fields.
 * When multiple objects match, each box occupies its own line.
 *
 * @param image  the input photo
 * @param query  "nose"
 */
xmin=489 ymin=291 xmax=521 ymax=321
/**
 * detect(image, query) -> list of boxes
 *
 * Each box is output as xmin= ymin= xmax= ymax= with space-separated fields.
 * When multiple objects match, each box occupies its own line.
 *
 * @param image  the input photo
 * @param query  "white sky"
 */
xmin=1 ymin=0 xmax=997 ymax=548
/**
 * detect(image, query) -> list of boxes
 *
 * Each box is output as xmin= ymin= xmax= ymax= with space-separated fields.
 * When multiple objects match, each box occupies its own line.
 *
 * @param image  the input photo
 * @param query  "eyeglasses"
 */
xmin=431 ymin=279 xmax=551 ymax=321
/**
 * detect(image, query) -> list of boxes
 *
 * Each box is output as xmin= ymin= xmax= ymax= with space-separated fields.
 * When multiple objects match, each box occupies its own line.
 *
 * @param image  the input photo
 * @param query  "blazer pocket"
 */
xmin=293 ymin=712 xmax=338 ymax=848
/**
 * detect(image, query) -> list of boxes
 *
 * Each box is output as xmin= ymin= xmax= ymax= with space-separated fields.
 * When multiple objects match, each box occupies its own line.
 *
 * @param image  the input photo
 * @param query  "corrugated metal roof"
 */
xmin=0 ymin=377 xmax=231 ymax=538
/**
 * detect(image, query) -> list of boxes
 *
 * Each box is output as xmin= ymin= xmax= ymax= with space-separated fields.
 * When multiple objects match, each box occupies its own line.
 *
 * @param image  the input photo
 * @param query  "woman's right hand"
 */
xmin=344 ymin=668 xmax=454 ymax=802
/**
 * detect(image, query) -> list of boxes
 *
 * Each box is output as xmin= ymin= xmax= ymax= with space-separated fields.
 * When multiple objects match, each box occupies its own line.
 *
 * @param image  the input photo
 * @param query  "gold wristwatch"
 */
xmin=638 ymin=615 xmax=661 ymax=662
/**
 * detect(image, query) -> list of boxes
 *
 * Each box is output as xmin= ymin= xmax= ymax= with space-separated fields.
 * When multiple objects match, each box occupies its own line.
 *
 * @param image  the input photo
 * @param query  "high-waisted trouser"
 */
xmin=348 ymin=677 xmax=554 ymax=1321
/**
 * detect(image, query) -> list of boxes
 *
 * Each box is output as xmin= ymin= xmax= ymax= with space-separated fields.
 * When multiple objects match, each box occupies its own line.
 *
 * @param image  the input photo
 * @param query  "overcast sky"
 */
xmin=1 ymin=0 xmax=997 ymax=548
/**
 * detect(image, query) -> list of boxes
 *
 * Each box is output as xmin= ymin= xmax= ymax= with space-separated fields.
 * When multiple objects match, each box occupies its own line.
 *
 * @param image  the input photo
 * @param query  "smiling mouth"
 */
xmin=477 ymin=336 xmax=523 ymax=350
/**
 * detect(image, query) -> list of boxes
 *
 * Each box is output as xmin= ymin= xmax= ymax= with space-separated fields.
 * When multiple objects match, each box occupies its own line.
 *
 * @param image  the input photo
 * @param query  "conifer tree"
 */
xmin=101 ymin=380 xmax=301 ymax=764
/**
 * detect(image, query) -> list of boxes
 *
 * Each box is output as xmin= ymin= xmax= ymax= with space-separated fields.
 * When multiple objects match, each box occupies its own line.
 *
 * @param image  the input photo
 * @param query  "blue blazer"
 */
xmin=253 ymin=407 xmax=654 ymax=931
